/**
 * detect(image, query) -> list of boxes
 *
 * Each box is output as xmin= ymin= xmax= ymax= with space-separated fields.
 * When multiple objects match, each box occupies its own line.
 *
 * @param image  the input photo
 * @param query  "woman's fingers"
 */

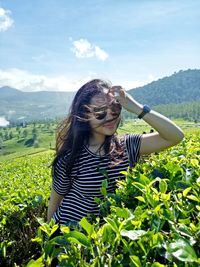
xmin=111 ymin=85 xmax=122 ymax=94
xmin=111 ymin=86 xmax=126 ymax=99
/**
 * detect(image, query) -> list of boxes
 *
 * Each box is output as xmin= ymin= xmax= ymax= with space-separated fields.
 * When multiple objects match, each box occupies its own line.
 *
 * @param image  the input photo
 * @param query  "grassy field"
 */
xmin=0 ymin=119 xmax=199 ymax=161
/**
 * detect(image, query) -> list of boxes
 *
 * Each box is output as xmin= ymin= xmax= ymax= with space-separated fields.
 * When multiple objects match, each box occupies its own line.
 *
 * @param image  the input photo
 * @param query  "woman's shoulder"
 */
xmin=53 ymin=150 xmax=72 ymax=166
xmin=119 ymin=133 xmax=142 ymax=143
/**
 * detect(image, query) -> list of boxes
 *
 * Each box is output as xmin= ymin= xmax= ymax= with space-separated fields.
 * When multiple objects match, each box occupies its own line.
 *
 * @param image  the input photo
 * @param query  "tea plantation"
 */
xmin=0 ymin=134 xmax=200 ymax=266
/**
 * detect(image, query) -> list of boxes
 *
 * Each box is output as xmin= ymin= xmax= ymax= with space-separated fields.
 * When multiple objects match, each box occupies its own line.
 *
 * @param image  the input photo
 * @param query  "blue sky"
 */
xmin=0 ymin=0 xmax=199 ymax=92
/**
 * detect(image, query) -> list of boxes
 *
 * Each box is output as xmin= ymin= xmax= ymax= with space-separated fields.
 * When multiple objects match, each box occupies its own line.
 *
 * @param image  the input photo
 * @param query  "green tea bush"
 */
xmin=28 ymin=135 xmax=200 ymax=267
xmin=1 ymin=135 xmax=200 ymax=266
xmin=0 ymin=152 xmax=53 ymax=266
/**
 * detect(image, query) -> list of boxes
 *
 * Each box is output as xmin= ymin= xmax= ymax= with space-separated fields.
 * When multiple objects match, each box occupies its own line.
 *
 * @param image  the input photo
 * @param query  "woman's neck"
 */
xmin=89 ymin=133 xmax=105 ymax=147
xmin=88 ymin=136 xmax=106 ymax=156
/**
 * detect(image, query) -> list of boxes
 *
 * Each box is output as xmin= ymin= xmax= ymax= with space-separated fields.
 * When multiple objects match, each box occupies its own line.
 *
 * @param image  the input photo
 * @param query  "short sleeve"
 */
xmin=52 ymin=154 xmax=71 ymax=196
xmin=124 ymin=134 xmax=142 ymax=167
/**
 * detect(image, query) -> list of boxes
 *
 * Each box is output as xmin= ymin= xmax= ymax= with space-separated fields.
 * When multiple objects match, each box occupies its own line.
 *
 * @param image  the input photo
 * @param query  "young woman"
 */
xmin=47 ymin=79 xmax=184 ymax=226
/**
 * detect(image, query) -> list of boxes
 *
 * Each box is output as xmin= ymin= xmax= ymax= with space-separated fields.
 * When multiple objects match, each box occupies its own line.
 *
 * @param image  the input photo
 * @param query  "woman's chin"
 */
xmin=103 ymin=125 xmax=117 ymax=135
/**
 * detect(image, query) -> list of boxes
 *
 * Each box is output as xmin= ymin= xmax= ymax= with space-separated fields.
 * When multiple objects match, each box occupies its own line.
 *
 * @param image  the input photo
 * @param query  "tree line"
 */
xmin=122 ymin=101 xmax=200 ymax=122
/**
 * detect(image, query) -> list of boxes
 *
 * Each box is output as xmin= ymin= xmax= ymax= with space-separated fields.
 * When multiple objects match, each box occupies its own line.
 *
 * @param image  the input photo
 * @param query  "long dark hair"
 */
xmin=52 ymin=79 xmax=123 ymax=179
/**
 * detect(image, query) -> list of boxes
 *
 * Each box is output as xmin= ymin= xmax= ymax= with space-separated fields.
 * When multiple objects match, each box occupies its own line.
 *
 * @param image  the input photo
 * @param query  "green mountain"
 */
xmin=0 ymin=69 xmax=200 ymax=124
xmin=0 ymin=87 xmax=75 ymax=123
xmin=129 ymin=69 xmax=200 ymax=106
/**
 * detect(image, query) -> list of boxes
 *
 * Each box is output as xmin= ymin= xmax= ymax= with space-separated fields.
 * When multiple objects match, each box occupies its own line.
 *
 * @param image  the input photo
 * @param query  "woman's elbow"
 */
xmin=174 ymin=130 xmax=185 ymax=145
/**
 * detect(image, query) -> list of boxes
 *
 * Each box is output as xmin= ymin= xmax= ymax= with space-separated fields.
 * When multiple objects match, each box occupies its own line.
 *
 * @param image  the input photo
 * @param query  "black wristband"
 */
xmin=138 ymin=105 xmax=151 ymax=119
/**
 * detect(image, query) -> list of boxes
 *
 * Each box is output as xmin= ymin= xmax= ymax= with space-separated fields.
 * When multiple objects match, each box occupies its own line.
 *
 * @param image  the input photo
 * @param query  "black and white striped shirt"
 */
xmin=52 ymin=134 xmax=142 ymax=224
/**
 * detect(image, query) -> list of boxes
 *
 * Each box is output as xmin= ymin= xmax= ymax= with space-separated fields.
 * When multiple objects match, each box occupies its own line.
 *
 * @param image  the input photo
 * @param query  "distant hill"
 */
xmin=129 ymin=69 xmax=200 ymax=106
xmin=0 ymin=69 xmax=200 ymax=123
xmin=0 ymin=86 xmax=23 ymax=97
xmin=0 ymin=87 xmax=75 ymax=123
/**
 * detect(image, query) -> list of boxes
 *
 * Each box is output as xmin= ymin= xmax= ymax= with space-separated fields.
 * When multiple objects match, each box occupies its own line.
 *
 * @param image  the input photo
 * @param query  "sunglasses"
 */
xmin=92 ymin=100 xmax=122 ymax=120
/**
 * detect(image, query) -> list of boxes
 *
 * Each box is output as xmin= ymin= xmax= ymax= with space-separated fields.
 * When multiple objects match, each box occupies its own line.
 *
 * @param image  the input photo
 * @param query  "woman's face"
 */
xmin=88 ymin=92 xmax=121 ymax=137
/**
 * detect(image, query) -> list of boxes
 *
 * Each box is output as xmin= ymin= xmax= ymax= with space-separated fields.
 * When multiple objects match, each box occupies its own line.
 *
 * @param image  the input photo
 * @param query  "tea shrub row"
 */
xmin=1 ymin=135 xmax=200 ymax=266
xmin=0 ymin=151 xmax=53 ymax=266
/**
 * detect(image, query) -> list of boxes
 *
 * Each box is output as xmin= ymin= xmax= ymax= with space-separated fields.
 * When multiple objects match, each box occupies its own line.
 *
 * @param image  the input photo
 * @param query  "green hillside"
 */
xmin=129 ymin=69 xmax=200 ymax=106
xmin=0 ymin=123 xmax=56 ymax=160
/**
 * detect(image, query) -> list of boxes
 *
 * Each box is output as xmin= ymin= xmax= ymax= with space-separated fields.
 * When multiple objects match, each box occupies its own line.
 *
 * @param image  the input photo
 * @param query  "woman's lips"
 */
xmin=103 ymin=122 xmax=115 ymax=129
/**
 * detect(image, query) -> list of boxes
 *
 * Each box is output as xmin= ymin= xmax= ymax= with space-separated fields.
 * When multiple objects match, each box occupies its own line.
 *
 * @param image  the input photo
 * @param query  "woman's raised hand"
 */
xmin=110 ymin=85 xmax=138 ymax=112
xmin=111 ymin=85 xmax=126 ymax=103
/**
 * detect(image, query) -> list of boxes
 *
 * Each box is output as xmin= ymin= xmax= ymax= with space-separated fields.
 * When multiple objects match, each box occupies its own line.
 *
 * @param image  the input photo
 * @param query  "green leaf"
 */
xmin=187 ymin=195 xmax=199 ymax=202
xmin=50 ymin=224 xmax=59 ymax=236
xmin=159 ymin=179 xmax=168 ymax=193
xmin=130 ymin=255 xmax=142 ymax=267
xmin=135 ymin=196 xmax=145 ymax=203
xmin=66 ymin=231 xmax=91 ymax=248
xmin=161 ymin=192 xmax=171 ymax=201
xmin=151 ymin=263 xmax=166 ymax=267
xmin=39 ymin=224 xmax=50 ymax=235
xmin=151 ymin=215 xmax=161 ymax=232
xmin=26 ymin=255 xmax=44 ymax=267
xmin=191 ymin=159 xmax=199 ymax=167
xmin=183 ymin=187 xmax=192 ymax=197
xmin=139 ymin=173 xmax=150 ymax=185
xmin=100 ymin=187 xmax=107 ymax=196
xmin=104 ymin=217 xmax=119 ymax=233
xmin=121 ymin=229 xmax=146 ymax=240
xmin=167 ymin=238 xmax=198 ymax=262
xmin=120 ymin=171 xmax=128 ymax=176
xmin=31 ymin=237 xmax=43 ymax=243
xmin=115 ymin=207 xmax=129 ymax=218
xmin=2 ymin=244 xmax=6 ymax=258
xmin=79 ymin=217 xmax=94 ymax=236
xmin=132 ymin=182 xmax=146 ymax=191
xmin=100 ymin=179 xmax=108 ymax=196
xmin=102 ymin=179 xmax=108 ymax=188
xmin=101 ymin=224 xmax=113 ymax=242
xmin=196 ymin=205 xmax=200 ymax=211
xmin=60 ymin=225 xmax=70 ymax=235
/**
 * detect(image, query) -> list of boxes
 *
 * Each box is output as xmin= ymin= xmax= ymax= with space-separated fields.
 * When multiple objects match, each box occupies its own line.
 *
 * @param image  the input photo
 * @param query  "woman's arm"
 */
xmin=138 ymin=110 xmax=184 ymax=155
xmin=47 ymin=188 xmax=64 ymax=222
xmin=112 ymin=86 xmax=184 ymax=155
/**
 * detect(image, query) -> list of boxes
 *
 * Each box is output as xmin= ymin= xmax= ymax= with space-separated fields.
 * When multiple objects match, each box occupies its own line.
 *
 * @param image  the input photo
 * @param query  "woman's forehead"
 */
xmin=90 ymin=93 xmax=113 ymax=106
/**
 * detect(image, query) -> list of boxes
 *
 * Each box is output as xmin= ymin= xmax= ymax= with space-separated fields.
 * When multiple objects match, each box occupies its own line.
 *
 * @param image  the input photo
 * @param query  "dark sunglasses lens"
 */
xmin=93 ymin=102 xmax=121 ymax=120
xmin=111 ymin=102 xmax=122 ymax=114
xmin=95 ymin=111 xmax=107 ymax=120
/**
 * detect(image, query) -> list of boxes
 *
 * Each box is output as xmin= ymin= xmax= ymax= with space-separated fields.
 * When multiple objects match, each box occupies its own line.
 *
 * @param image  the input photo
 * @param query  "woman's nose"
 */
xmin=106 ymin=108 xmax=115 ymax=120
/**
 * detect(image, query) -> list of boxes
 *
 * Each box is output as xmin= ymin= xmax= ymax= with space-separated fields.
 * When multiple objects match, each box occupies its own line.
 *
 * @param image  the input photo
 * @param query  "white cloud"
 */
xmin=71 ymin=38 xmax=109 ymax=61
xmin=0 ymin=7 xmax=14 ymax=32
xmin=0 ymin=117 xmax=9 ymax=127
xmin=147 ymin=74 xmax=155 ymax=82
xmin=95 ymin=46 xmax=109 ymax=61
xmin=115 ymin=75 xmax=156 ymax=90
xmin=71 ymin=39 xmax=94 ymax=58
xmin=0 ymin=68 xmax=97 ymax=92
xmin=0 ymin=68 xmax=156 ymax=92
